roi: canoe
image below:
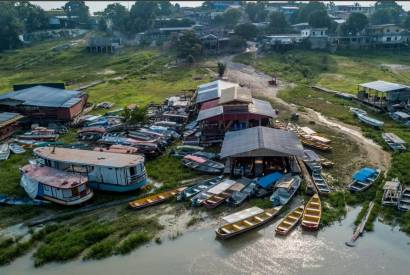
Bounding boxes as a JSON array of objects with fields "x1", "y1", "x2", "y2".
[
  {"x1": 182, "y1": 155, "x2": 224, "y2": 174},
  {"x1": 270, "y1": 175, "x2": 301, "y2": 207},
  {"x1": 202, "y1": 182, "x2": 245, "y2": 209},
  {"x1": 275, "y1": 205, "x2": 304, "y2": 235},
  {"x1": 0, "y1": 143, "x2": 10, "y2": 160},
  {"x1": 129, "y1": 187, "x2": 185, "y2": 210},
  {"x1": 176, "y1": 176, "x2": 223, "y2": 201},
  {"x1": 357, "y1": 114, "x2": 384, "y2": 128},
  {"x1": 9, "y1": 143, "x2": 26, "y2": 154},
  {"x1": 299, "y1": 136, "x2": 332, "y2": 151},
  {"x1": 191, "y1": 179, "x2": 235, "y2": 206},
  {"x1": 312, "y1": 171, "x2": 331, "y2": 195},
  {"x1": 215, "y1": 207, "x2": 282, "y2": 239},
  {"x1": 348, "y1": 168, "x2": 380, "y2": 192},
  {"x1": 349, "y1": 107, "x2": 367, "y2": 117},
  {"x1": 301, "y1": 194, "x2": 322, "y2": 231}
]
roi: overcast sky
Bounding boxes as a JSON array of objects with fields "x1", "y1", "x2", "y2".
[{"x1": 33, "y1": 1, "x2": 410, "y2": 13}]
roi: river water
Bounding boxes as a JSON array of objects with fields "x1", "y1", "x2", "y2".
[{"x1": 1, "y1": 207, "x2": 409, "y2": 275}]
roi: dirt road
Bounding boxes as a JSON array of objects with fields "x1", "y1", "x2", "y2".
[{"x1": 221, "y1": 55, "x2": 391, "y2": 171}]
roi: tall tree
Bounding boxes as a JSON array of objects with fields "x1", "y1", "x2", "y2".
[
  {"x1": 129, "y1": 1, "x2": 159, "y2": 33},
  {"x1": 297, "y1": 1, "x2": 326, "y2": 23},
  {"x1": 0, "y1": 3, "x2": 22, "y2": 51},
  {"x1": 308, "y1": 10, "x2": 331, "y2": 28},
  {"x1": 15, "y1": 2, "x2": 49, "y2": 32},
  {"x1": 234, "y1": 23, "x2": 258, "y2": 40},
  {"x1": 269, "y1": 11, "x2": 290, "y2": 34},
  {"x1": 63, "y1": 1, "x2": 90, "y2": 23},
  {"x1": 403, "y1": 11, "x2": 410, "y2": 30},
  {"x1": 223, "y1": 8, "x2": 242, "y2": 28},
  {"x1": 341, "y1": 13, "x2": 368, "y2": 35},
  {"x1": 370, "y1": 9, "x2": 394, "y2": 25},
  {"x1": 176, "y1": 31, "x2": 202, "y2": 59},
  {"x1": 245, "y1": 1, "x2": 268, "y2": 23},
  {"x1": 158, "y1": 1, "x2": 172, "y2": 16},
  {"x1": 103, "y1": 3, "x2": 130, "y2": 33}
]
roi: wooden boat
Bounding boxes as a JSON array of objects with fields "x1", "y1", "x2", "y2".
[
  {"x1": 348, "y1": 167, "x2": 380, "y2": 192},
  {"x1": 311, "y1": 171, "x2": 331, "y2": 194},
  {"x1": 357, "y1": 113, "x2": 384, "y2": 128},
  {"x1": 182, "y1": 155, "x2": 224, "y2": 174},
  {"x1": 9, "y1": 143, "x2": 26, "y2": 154},
  {"x1": 275, "y1": 205, "x2": 304, "y2": 235},
  {"x1": 270, "y1": 175, "x2": 301, "y2": 207},
  {"x1": 398, "y1": 187, "x2": 410, "y2": 211},
  {"x1": 169, "y1": 145, "x2": 204, "y2": 158},
  {"x1": 191, "y1": 179, "x2": 236, "y2": 206},
  {"x1": 215, "y1": 207, "x2": 281, "y2": 239},
  {"x1": 129, "y1": 187, "x2": 185, "y2": 210},
  {"x1": 227, "y1": 179, "x2": 257, "y2": 206},
  {"x1": 299, "y1": 136, "x2": 332, "y2": 151},
  {"x1": 202, "y1": 182, "x2": 245, "y2": 209},
  {"x1": 382, "y1": 133, "x2": 406, "y2": 152},
  {"x1": 17, "y1": 127, "x2": 59, "y2": 141},
  {"x1": 177, "y1": 176, "x2": 223, "y2": 201},
  {"x1": 301, "y1": 194, "x2": 322, "y2": 230},
  {"x1": 382, "y1": 178, "x2": 402, "y2": 206},
  {"x1": 0, "y1": 143, "x2": 10, "y2": 160},
  {"x1": 345, "y1": 201, "x2": 375, "y2": 247}
]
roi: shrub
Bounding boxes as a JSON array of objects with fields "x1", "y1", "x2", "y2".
[{"x1": 116, "y1": 232, "x2": 152, "y2": 255}]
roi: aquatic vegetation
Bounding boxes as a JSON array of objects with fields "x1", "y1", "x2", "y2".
[
  {"x1": 321, "y1": 191, "x2": 347, "y2": 227},
  {"x1": 83, "y1": 239, "x2": 117, "y2": 260},
  {"x1": 250, "y1": 198, "x2": 273, "y2": 209},
  {"x1": 116, "y1": 231, "x2": 152, "y2": 255}
]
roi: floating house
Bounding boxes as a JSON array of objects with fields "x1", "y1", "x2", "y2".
[
  {"x1": 196, "y1": 86, "x2": 277, "y2": 145},
  {"x1": 220, "y1": 127, "x2": 304, "y2": 177},
  {"x1": 0, "y1": 85, "x2": 87, "y2": 121},
  {"x1": 357, "y1": 80, "x2": 410, "y2": 110},
  {"x1": 0, "y1": 112, "x2": 24, "y2": 141},
  {"x1": 382, "y1": 178, "x2": 402, "y2": 206},
  {"x1": 20, "y1": 164, "x2": 93, "y2": 205},
  {"x1": 33, "y1": 147, "x2": 147, "y2": 192}
]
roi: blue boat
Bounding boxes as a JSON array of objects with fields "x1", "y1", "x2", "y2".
[
  {"x1": 0, "y1": 194, "x2": 49, "y2": 206},
  {"x1": 270, "y1": 175, "x2": 301, "y2": 207},
  {"x1": 254, "y1": 172, "x2": 283, "y2": 197},
  {"x1": 348, "y1": 167, "x2": 380, "y2": 192},
  {"x1": 227, "y1": 178, "x2": 257, "y2": 206}
]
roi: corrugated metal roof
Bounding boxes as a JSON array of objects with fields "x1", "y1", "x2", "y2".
[
  {"x1": 220, "y1": 127, "x2": 304, "y2": 158},
  {"x1": 197, "y1": 99, "x2": 276, "y2": 122},
  {"x1": 0, "y1": 85, "x2": 84, "y2": 108},
  {"x1": 196, "y1": 80, "x2": 238, "y2": 104},
  {"x1": 0, "y1": 112, "x2": 24, "y2": 128},
  {"x1": 359, "y1": 81, "x2": 409, "y2": 93},
  {"x1": 218, "y1": 86, "x2": 252, "y2": 105}
]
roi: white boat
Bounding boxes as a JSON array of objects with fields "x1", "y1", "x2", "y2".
[
  {"x1": 357, "y1": 114, "x2": 384, "y2": 128},
  {"x1": 349, "y1": 107, "x2": 367, "y2": 117},
  {"x1": 382, "y1": 133, "x2": 406, "y2": 152},
  {"x1": 9, "y1": 143, "x2": 26, "y2": 154},
  {"x1": 398, "y1": 187, "x2": 410, "y2": 211},
  {"x1": 0, "y1": 143, "x2": 10, "y2": 160}
]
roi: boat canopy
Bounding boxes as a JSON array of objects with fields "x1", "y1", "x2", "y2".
[
  {"x1": 257, "y1": 172, "x2": 283, "y2": 189},
  {"x1": 352, "y1": 167, "x2": 377, "y2": 181},
  {"x1": 222, "y1": 206, "x2": 264, "y2": 223}
]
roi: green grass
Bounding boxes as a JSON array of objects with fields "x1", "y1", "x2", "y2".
[
  {"x1": 321, "y1": 191, "x2": 348, "y2": 227},
  {"x1": 115, "y1": 231, "x2": 152, "y2": 255},
  {"x1": 83, "y1": 239, "x2": 117, "y2": 260}
]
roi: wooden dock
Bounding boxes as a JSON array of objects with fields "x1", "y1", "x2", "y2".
[{"x1": 346, "y1": 201, "x2": 375, "y2": 247}]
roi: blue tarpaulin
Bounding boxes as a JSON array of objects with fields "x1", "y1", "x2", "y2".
[
  {"x1": 257, "y1": 172, "x2": 283, "y2": 189},
  {"x1": 353, "y1": 167, "x2": 376, "y2": 182}
]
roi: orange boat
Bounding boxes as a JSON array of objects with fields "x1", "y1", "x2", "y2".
[{"x1": 129, "y1": 187, "x2": 186, "y2": 210}]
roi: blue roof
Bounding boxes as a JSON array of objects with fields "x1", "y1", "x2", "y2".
[
  {"x1": 257, "y1": 172, "x2": 283, "y2": 189},
  {"x1": 353, "y1": 167, "x2": 376, "y2": 181}
]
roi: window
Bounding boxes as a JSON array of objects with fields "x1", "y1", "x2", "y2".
[
  {"x1": 386, "y1": 29, "x2": 390, "y2": 33},
  {"x1": 130, "y1": 166, "x2": 136, "y2": 176}
]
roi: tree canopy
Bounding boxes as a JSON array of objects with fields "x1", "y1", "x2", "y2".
[
  {"x1": 245, "y1": 2, "x2": 268, "y2": 23},
  {"x1": 308, "y1": 10, "x2": 332, "y2": 28},
  {"x1": 223, "y1": 8, "x2": 242, "y2": 28},
  {"x1": 234, "y1": 23, "x2": 258, "y2": 40},
  {"x1": 15, "y1": 2, "x2": 48, "y2": 32},
  {"x1": 297, "y1": 1, "x2": 327, "y2": 23},
  {"x1": 341, "y1": 13, "x2": 368, "y2": 35},
  {"x1": 129, "y1": 1, "x2": 159, "y2": 33},
  {"x1": 0, "y1": 2, "x2": 22, "y2": 51},
  {"x1": 63, "y1": 1, "x2": 90, "y2": 23},
  {"x1": 269, "y1": 11, "x2": 290, "y2": 34},
  {"x1": 176, "y1": 31, "x2": 203, "y2": 60},
  {"x1": 103, "y1": 3, "x2": 130, "y2": 33}
]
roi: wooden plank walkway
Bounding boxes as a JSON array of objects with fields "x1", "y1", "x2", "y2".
[{"x1": 346, "y1": 201, "x2": 375, "y2": 247}]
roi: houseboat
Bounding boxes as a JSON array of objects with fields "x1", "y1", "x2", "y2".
[
  {"x1": 20, "y1": 164, "x2": 93, "y2": 205},
  {"x1": 93, "y1": 144, "x2": 139, "y2": 155},
  {"x1": 382, "y1": 178, "x2": 402, "y2": 206},
  {"x1": 33, "y1": 147, "x2": 148, "y2": 192}
]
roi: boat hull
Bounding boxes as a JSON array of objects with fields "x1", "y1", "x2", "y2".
[
  {"x1": 42, "y1": 191, "x2": 94, "y2": 206},
  {"x1": 88, "y1": 178, "x2": 148, "y2": 192}
]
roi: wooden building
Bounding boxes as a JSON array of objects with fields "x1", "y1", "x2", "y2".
[
  {"x1": 220, "y1": 127, "x2": 304, "y2": 177},
  {"x1": 196, "y1": 86, "x2": 277, "y2": 145},
  {"x1": 357, "y1": 80, "x2": 410, "y2": 110},
  {"x1": 0, "y1": 85, "x2": 87, "y2": 122},
  {"x1": 0, "y1": 112, "x2": 24, "y2": 141}
]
